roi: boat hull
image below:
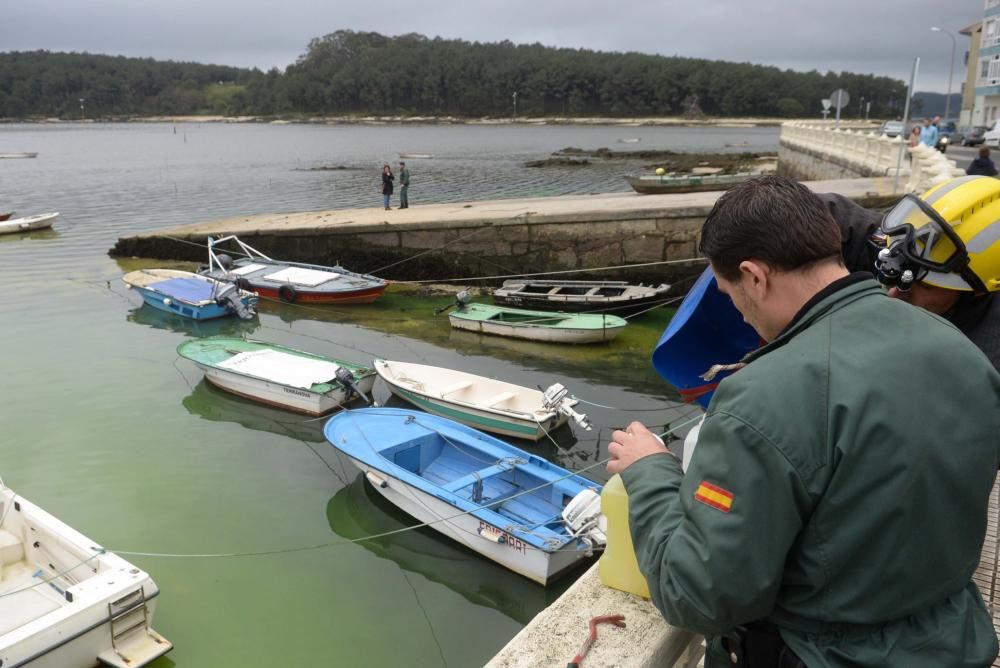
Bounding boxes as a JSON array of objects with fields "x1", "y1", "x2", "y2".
[
  {"x1": 247, "y1": 283, "x2": 385, "y2": 305},
  {"x1": 449, "y1": 315, "x2": 624, "y2": 343},
  {"x1": 200, "y1": 365, "x2": 376, "y2": 416},
  {"x1": 343, "y1": 456, "x2": 586, "y2": 585},
  {"x1": 0, "y1": 213, "x2": 58, "y2": 236},
  {"x1": 131, "y1": 286, "x2": 238, "y2": 321}
]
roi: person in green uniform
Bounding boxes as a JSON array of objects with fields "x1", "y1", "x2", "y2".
[
  {"x1": 608, "y1": 175, "x2": 1000, "y2": 667},
  {"x1": 399, "y1": 161, "x2": 410, "y2": 209}
]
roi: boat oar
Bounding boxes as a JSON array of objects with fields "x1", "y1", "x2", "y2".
[{"x1": 335, "y1": 367, "x2": 372, "y2": 406}]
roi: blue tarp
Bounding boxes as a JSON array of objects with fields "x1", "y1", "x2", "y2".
[
  {"x1": 148, "y1": 277, "x2": 215, "y2": 303},
  {"x1": 652, "y1": 267, "x2": 760, "y2": 408}
]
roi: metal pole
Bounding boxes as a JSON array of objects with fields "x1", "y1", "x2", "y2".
[
  {"x1": 932, "y1": 27, "x2": 957, "y2": 121},
  {"x1": 894, "y1": 57, "x2": 920, "y2": 194}
]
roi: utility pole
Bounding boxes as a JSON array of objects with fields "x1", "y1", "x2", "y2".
[{"x1": 931, "y1": 26, "x2": 957, "y2": 120}]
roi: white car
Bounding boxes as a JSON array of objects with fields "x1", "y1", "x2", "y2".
[{"x1": 983, "y1": 119, "x2": 1000, "y2": 147}]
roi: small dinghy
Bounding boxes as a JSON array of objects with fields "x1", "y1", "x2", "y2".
[
  {"x1": 0, "y1": 212, "x2": 13, "y2": 222},
  {"x1": 201, "y1": 235, "x2": 386, "y2": 304},
  {"x1": 0, "y1": 152, "x2": 38, "y2": 159},
  {"x1": 444, "y1": 293, "x2": 627, "y2": 344},
  {"x1": 374, "y1": 359, "x2": 590, "y2": 440},
  {"x1": 625, "y1": 172, "x2": 755, "y2": 195},
  {"x1": 493, "y1": 279, "x2": 671, "y2": 317},
  {"x1": 0, "y1": 481, "x2": 172, "y2": 667},
  {"x1": 324, "y1": 408, "x2": 606, "y2": 585},
  {"x1": 178, "y1": 337, "x2": 376, "y2": 416},
  {"x1": 0, "y1": 212, "x2": 58, "y2": 235},
  {"x1": 122, "y1": 269, "x2": 257, "y2": 320}
]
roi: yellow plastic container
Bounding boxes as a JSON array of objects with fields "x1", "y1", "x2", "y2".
[{"x1": 598, "y1": 474, "x2": 651, "y2": 598}]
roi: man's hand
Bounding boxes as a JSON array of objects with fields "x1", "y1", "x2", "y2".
[{"x1": 606, "y1": 421, "x2": 674, "y2": 475}]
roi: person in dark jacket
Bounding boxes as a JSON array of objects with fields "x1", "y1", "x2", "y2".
[
  {"x1": 608, "y1": 175, "x2": 1000, "y2": 667},
  {"x1": 380, "y1": 164, "x2": 394, "y2": 210},
  {"x1": 966, "y1": 146, "x2": 999, "y2": 177}
]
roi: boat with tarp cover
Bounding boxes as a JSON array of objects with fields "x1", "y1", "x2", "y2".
[
  {"x1": 324, "y1": 408, "x2": 606, "y2": 584},
  {"x1": 122, "y1": 269, "x2": 257, "y2": 320},
  {"x1": 178, "y1": 337, "x2": 375, "y2": 416},
  {"x1": 0, "y1": 481, "x2": 172, "y2": 667},
  {"x1": 201, "y1": 235, "x2": 386, "y2": 305}
]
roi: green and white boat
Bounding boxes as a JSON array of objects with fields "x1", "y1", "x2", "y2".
[
  {"x1": 177, "y1": 337, "x2": 375, "y2": 416},
  {"x1": 374, "y1": 359, "x2": 590, "y2": 441},
  {"x1": 625, "y1": 172, "x2": 754, "y2": 195},
  {"x1": 448, "y1": 302, "x2": 627, "y2": 344}
]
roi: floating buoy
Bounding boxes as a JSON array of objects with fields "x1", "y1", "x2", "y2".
[{"x1": 655, "y1": 167, "x2": 666, "y2": 176}]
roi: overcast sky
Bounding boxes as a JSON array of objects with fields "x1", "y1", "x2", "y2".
[{"x1": 0, "y1": 0, "x2": 985, "y2": 96}]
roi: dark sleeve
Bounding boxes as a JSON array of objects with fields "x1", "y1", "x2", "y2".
[{"x1": 816, "y1": 192, "x2": 885, "y2": 276}]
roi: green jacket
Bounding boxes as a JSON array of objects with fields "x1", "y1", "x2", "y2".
[
  {"x1": 400, "y1": 168, "x2": 410, "y2": 187},
  {"x1": 623, "y1": 277, "x2": 1000, "y2": 667}
]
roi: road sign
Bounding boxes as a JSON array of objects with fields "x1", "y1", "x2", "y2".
[{"x1": 829, "y1": 89, "x2": 850, "y2": 110}]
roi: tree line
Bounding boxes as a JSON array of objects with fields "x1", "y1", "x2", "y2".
[{"x1": 0, "y1": 34, "x2": 909, "y2": 119}]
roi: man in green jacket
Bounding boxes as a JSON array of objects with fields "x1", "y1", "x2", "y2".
[
  {"x1": 398, "y1": 161, "x2": 410, "y2": 209},
  {"x1": 608, "y1": 175, "x2": 1000, "y2": 667}
]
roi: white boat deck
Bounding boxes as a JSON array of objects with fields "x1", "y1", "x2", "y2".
[{"x1": 0, "y1": 562, "x2": 65, "y2": 636}]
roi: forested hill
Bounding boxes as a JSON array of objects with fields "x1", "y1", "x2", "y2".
[{"x1": 1, "y1": 33, "x2": 908, "y2": 119}]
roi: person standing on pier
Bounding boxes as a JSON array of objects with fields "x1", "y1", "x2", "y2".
[
  {"x1": 398, "y1": 161, "x2": 411, "y2": 209},
  {"x1": 381, "y1": 164, "x2": 394, "y2": 210},
  {"x1": 920, "y1": 117, "x2": 939, "y2": 148},
  {"x1": 608, "y1": 176, "x2": 1000, "y2": 667}
]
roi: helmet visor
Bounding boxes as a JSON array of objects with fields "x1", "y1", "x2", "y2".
[{"x1": 880, "y1": 194, "x2": 968, "y2": 274}]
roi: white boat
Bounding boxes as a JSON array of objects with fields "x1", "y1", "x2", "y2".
[
  {"x1": 0, "y1": 212, "x2": 58, "y2": 235},
  {"x1": 178, "y1": 337, "x2": 376, "y2": 416},
  {"x1": 398, "y1": 153, "x2": 433, "y2": 159},
  {"x1": 0, "y1": 152, "x2": 38, "y2": 159},
  {"x1": 0, "y1": 482, "x2": 172, "y2": 667},
  {"x1": 374, "y1": 359, "x2": 590, "y2": 441},
  {"x1": 448, "y1": 302, "x2": 628, "y2": 344}
]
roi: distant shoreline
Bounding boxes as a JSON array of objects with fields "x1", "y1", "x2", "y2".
[{"x1": 0, "y1": 114, "x2": 858, "y2": 128}]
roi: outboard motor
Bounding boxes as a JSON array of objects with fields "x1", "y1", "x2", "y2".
[
  {"x1": 215, "y1": 253, "x2": 235, "y2": 270},
  {"x1": 562, "y1": 489, "x2": 607, "y2": 553},
  {"x1": 542, "y1": 383, "x2": 592, "y2": 430},
  {"x1": 334, "y1": 366, "x2": 372, "y2": 405},
  {"x1": 434, "y1": 289, "x2": 473, "y2": 315},
  {"x1": 215, "y1": 282, "x2": 256, "y2": 319}
]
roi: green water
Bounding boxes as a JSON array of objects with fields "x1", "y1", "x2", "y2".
[{"x1": 0, "y1": 123, "x2": 700, "y2": 667}]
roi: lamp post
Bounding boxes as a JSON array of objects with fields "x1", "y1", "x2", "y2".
[{"x1": 931, "y1": 26, "x2": 956, "y2": 121}]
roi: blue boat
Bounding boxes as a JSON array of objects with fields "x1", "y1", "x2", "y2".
[
  {"x1": 652, "y1": 267, "x2": 760, "y2": 407},
  {"x1": 324, "y1": 408, "x2": 606, "y2": 585},
  {"x1": 122, "y1": 269, "x2": 257, "y2": 321}
]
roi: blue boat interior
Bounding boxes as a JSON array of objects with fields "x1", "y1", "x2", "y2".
[
  {"x1": 149, "y1": 277, "x2": 215, "y2": 303},
  {"x1": 384, "y1": 431, "x2": 578, "y2": 535}
]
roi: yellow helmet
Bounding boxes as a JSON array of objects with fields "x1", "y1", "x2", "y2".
[{"x1": 877, "y1": 176, "x2": 1000, "y2": 294}]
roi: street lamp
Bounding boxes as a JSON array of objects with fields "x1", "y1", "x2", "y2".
[{"x1": 931, "y1": 26, "x2": 957, "y2": 121}]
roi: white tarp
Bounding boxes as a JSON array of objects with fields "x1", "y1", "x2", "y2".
[
  {"x1": 229, "y1": 263, "x2": 268, "y2": 276},
  {"x1": 217, "y1": 349, "x2": 342, "y2": 389},
  {"x1": 263, "y1": 266, "x2": 339, "y2": 287}
]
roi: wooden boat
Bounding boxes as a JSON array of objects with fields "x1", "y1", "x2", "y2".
[
  {"x1": 373, "y1": 359, "x2": 589, "y2": 440},
  {"x1": 0, "y1": 212, "x2": 12, "y2": 222},
  {"x1": 625, "y1": 172, "x2": 755, "y2": 195},
  {"x1": 201, "y1": 235, "x2": 386, "y2": 304},
  {"x1": 448, "y1": 302, "x2": 627, "y2": 343},
  {"x1": 324, "y1": 408, "x2": 606, "y2": 585},
  {"x1": 122, "y1": 269, "x2": 257, "y2": 320},
  {"x1": 0, "y1": 212, "x2": 58, "y2": 235},
  {"x1": 0, "y1": 482, "x2": 172, "y2": 667},
  {"x1": 493, "y1": 279, "x2": 671, "y2": 317},
  {"x1": 0, "y1": 152, "x2": 38, "y2": 159},
  {"x1": 178, "y1": 337, "x2": 375, "y2": 416}
]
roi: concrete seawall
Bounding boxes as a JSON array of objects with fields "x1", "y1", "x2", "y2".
[{"x1": 111, "y1": 178, "x2": 903, "y2": 284}]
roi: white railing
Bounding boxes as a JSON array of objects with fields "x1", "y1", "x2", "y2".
[{"x1": 781, "y1": 122, "x2": 964, "y2": 193}]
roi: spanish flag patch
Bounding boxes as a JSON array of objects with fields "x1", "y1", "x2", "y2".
[{"x1": 694, "y1": 481, "x2": 734, "y2": 513}]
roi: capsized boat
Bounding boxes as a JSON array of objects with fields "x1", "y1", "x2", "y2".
[
  {"x1": 625, "y1": 172, "x2": 754, "y2": 195},
  {"x1": 0, "y1": 481, "x2": 172, "y2": 667},
  {"x1": 324, "y1": 408, "x2": 606, "y2": 585},
  {"x1": 652, "y1": 266, "x2": 760, "y2": 407},
  {"x1": 201, "y1": 235, "x2": 386, "y2": 304},
  {"x1": 0, "y1": 212, "x2": 58, "y2": 235},
  {"x1": 374, "y1": 359, "x2": 590, "y2": 440},
  {"x1": 447, "y1": 296, "x2": 627, "y2": 344},
  {"x1": 122, "y1": 269, "x2": 257, "y2": 320},
  {"x1": 178, "y1": 337, "x2": 375, "y2": 416},
  {"x1": 492, "y1": 279, "x2": 671, "y2": 317}
]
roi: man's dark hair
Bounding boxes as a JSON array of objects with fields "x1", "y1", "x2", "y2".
[{"x1": 699, "y1": 175, "x2": 843, "y2": 281}]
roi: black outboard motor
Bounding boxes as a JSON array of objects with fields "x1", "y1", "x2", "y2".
[
  {"x1": 335, "y1": 366, "x2": 372, "y2": 405},
  {"x1": 434, "y1": 289, "x2": 473, "y2": 315},
  {"x1": 215, "y1": 282, "x2": 256, "y2": 319}
]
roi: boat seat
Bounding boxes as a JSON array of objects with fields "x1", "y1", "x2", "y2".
[
  {"x1": 484, "y1": 391, "x2": 517, "y2": 407},
  {"x1": 439, "y1": 381, "x2": 473, "y2": 397},
  {"x1": 441, "y1": 462, "x2": 513, "y2": 493}
]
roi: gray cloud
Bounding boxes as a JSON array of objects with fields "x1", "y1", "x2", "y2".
[{"x1": 0, "y1": 0, "x2": 984, "y2": 95}]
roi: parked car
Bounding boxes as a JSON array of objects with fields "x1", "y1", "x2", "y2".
[
  {"x1": 952, "y1": 125, "x2": 989, "y2": 146},
  {"x1": 879, "y1": 120, "x2": 906, "y2": 138},
  {"x1": 984, "y1": 119, "x2": 1000, "y2": 148}
]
